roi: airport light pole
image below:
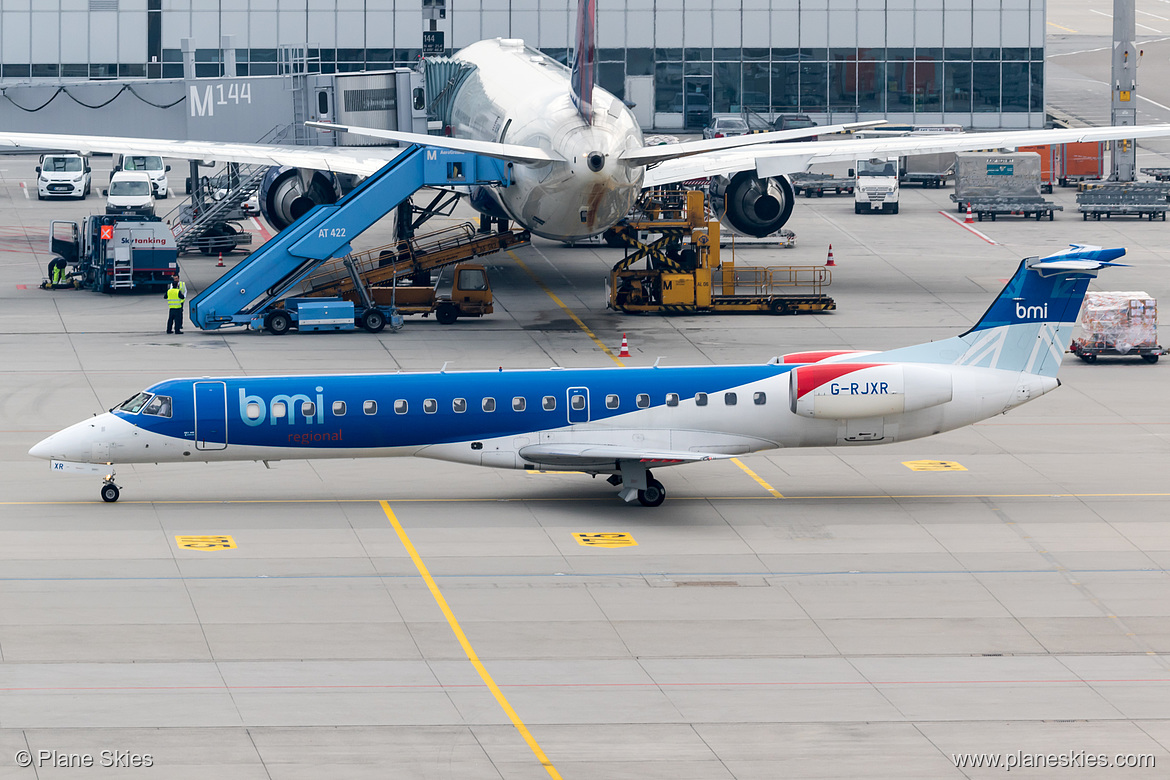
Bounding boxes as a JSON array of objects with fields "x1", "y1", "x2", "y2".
[{"x1": 1111, "y1": 0, "x2": 1137, "y2": 181}]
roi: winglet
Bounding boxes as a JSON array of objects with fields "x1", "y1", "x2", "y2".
[{"x1": 570, "y1": 0, "x2": 596, "y2": 125}]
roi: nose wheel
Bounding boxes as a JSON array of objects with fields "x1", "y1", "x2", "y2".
[{"x1": 100, "y1": 476, "x2": 120, "y2": 503}]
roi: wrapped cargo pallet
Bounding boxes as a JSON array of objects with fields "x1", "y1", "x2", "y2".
[{"x1": 1076, "y1": 292, "x2": 1158, "y2": 354}]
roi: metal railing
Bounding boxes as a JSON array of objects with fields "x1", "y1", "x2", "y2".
[{"x1": 713, "y1": 265, "x2": 830, "y2": 296}]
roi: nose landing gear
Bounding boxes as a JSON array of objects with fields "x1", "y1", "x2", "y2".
[{"x1": 100, "y1": 472, "x2": 120, "y2": 503}]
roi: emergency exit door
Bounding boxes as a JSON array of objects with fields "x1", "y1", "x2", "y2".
[{"x1": 194, "y1": 381, "x2": 228, "y2": 450}]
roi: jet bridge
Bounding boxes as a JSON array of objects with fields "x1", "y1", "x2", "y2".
[{"x1": 188, "y1": 144, "x2": 513, "y2": 332}]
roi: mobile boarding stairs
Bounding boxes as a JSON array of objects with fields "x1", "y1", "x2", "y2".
[{"x1": 189, "y1": 145, "x2": 517, "y2": 333}]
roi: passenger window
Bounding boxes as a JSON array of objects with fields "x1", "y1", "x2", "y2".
[
  {"x1": 725, "y1": 392, "x2": 737, "y2": 406},
  {"x1": 363, "y1": 400, "x2": 377, "y2": 415},
  {"x1": 424, "y1": 398, "x2": 437, "y2": 414},
  {"x1": 453, "y1": 398, "x2": 467, "y2": 413},
  {"x1": 666, "y1": 393, "x2": 679, "y2": 407},
  {"x1": 543, "y1": 396, "x2": 556, "y2": 411},
  {"x1": 272, "y1": 401, "x2": 287, "y2": 418},
  {"x1": 636, "y1": 393, "x2": 650, "y2": 409},
  {"x1": 302, "y1": 401, "x2": 315, "y2": 418},
  {"x1": 570, "y1": 394, "x2": 585, "y2": 411},
  {"x1": 695, "y1": 392, "x2": 708, "y2": 406},
  {"x1": 754, "y1": 392, "x2": 766, "y2": 405},
  {"x1": 332, "y1": 401, "x2": 346, "y2": 416},
  {"x1": 606, "y1": 394, "x2": 619, "y2": 409},
  {"x1": 246, "y1": 402, "x2": 262, "y2": 420},
  {"x1": 482, "y1": 397, "x2": 496, "y2": 412},
  {"x1": 394, "y1": 399, "x2": 408, "y2": 415},
  {"x1": 143, "y1": 395, "x2": 172, "y2": 418},
  {"x1": 512, "y1": 397, "x2": 526, "y2": 412}
]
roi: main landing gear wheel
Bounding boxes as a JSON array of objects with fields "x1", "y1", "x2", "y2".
[
  {"x1": 638, "y1": 478, "x2": 666, "y2": 507},
  {"x1": 100, "y1": 483, "x2": 120, "y2": 503}
]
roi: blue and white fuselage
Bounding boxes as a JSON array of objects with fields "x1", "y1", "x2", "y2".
[{"x1": 29, "y1": 246, "x2": 1123, "y2": 505}]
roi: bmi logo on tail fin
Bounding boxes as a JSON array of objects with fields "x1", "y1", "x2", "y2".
[{"x1": 570, "y1": 0, "x2": 596, "y2": 124}]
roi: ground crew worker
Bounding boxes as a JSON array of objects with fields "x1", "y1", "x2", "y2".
[{"x1": 165, "y1": 279, "x2": 185, "y2": 334}]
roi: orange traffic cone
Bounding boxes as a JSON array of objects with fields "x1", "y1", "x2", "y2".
[
  {"x1": 964, "y1": 202, "x2": 974, "y2": 224},
  {"x1": 619, "y1": 334, "x2": 631, "y2": 358},
  {"x1": 825, "y1": 244, "x2": 835, "y2": 267},
  {"x1": 216, "y1": 252, "x2": 224, "y2": 267}
]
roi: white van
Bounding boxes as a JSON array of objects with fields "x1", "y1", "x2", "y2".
[
  {"x1": 105, "y1": 171, "x2": 156, "y2": 216},
  {"x1": 36, "y1": 153, "x2": 91, "y2": 200},
  {"x1": 115, "y1": 154, "x2": 170, "y2": 199}
]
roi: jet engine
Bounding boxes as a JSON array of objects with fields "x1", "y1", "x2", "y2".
[
  {"x1": 259, "y1": 167, "x2": 343, "y2": 231},
  {"x1": 789, "y1": 363, "x2": 954, "y2": 420},
  {"x1": 709, "y1": 171, "x2": 796, "y2": 238}
]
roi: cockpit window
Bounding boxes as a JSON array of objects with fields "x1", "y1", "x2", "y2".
[
  {"x1": 117, "y1": 392, "x2": 153, "y2": 414},
  {"x1": 142, "y1": 395, "x2": 172, "y2": 418}
]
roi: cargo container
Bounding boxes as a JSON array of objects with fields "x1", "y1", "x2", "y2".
[
  {"x1": 1071, "y1": 291, "x2": 1162, "y2": 363},
  {"x1": 1057, "y1": 141, "x2": 1105, "y2": 186},
  {"x1": 1017, "y1": 144, "x2": 1056, "y2": 193},
  {"x1": 953, "y1": 152, "x2": 1042, "y2": 206},
  {"x1": 900, "y1": 151, "x2": 956, "y2": 188}
]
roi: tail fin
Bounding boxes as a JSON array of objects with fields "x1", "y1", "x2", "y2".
[
  {"x1": 877, "y1": 245, "x2": 1126, "y2": 376},
  {"x1": 570, "y1": 0, "x2": 596, "y2": 124}
]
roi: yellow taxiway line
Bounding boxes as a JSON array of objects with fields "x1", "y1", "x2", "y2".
[
  {"x1": 510, "y1": 252, "x2": 625, "y2": 366},
  {"x1": 731, "y1": 457, "x2": 784, "y2": 498},
  {"x1": 380, "y1": 500, "x2": 563, "y2": 780}
]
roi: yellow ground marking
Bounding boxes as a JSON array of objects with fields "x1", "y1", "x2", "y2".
[
  {"x1": 903, "y1": 460, "x2": 967, "y2": 472},
  {"x1": 572, "y1": 532, "x2": 638, "y2": 548},
  {"x1": 380, "y1": 501, "x2": 562, "y2": 780},
  {"x1": 174, "y1": 535, "x2": 236, "y2": 550},
  {"x1": 509, "y1": 251, "x2": 625, "y2": 367},
  {"x1": 1047, "y1": 20, "x2": 1078, "y2": 33},
  {"x1": 731, "y1": 457, "x2": 784, "y2": 498}
]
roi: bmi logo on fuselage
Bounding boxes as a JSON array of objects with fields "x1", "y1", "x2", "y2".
[{"x1": 239, "y1": 387, "x2": 326, "y2": 426}]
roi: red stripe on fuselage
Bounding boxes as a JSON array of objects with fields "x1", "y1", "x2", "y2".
[
  {"x1": 782, "y1": 350, "x2": 865, "y2": 364},
  {"x1": 794, "y1": 363, "x2": 884, "y2": 399}
]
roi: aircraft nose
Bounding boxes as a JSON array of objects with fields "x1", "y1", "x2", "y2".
[{"x1": 28, "y1": 433, "x2": 56, "y2": 460}]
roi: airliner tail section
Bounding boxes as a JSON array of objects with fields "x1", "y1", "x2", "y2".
[
  {"x1": 570, "y1": 0, "x2": 596, "y2": 124},
  {"x1": 877, "y1": 245, "x2": 1125, "y2": 376}
]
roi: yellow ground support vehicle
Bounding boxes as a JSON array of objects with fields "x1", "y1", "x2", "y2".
[
  {"x1": 358, "y1": 262, "x2": 493, "y2": 324},
  {"x1": 606, "y1": 190, "x2": 834, "y2": 315}
]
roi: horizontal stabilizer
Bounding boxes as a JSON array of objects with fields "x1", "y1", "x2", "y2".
[
  {"x1": 618, "y1": 121, "x2": 885, "y2": 166},
  {"x1": 305, "y1": 122, "x2": 563, "y2": 164},
  {"x1": 1034, "y1": 244, "x2": 1127, "y2": 270}
]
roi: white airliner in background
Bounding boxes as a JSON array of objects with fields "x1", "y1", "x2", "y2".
[
  {"x1": 1, "y1": 0, "x2": 1169, "y2": 240},
  {"x1": 30, "y1": 246, "x2": 1122, "y2": 505}
]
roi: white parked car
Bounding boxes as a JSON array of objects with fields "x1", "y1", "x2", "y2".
[
  {"x1": 36, "y1": 153, "x2": 91, "y2": 200},
  {"x1": 702, "y1": 116, "x2": 750, "y2": 140},
  {"x1": 116, "y1": 154, "x2": 170, "y2": 199},
  {"x1": 105, "y1": 171, "x2": 156, "y2": 216}
]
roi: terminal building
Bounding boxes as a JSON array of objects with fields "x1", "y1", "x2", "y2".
[{"x1": 0, "y1": 0, "x2": 1045, "y2": 131}]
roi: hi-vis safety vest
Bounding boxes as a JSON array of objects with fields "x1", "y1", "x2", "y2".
[{"x1": 166, "y1": 288, "x2": 183, "y2": 309}]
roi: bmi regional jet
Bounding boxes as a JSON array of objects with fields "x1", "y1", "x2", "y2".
[
  {"x1": 31, "y1": 245, "x2": 1122, "y2": 505},
  {"x1": 1, "y1": 1, "x2": 1169, "y2": 239}
]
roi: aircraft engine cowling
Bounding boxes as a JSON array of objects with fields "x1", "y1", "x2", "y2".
[
  {"x1": 259, "y1": 166, "x2": 343, "y2": 231},
  {"x1": 790, "y1": 363, "x2": 954, "y2": 420},
  {"x1": 710, "y1": 171, "x2": 795, "y2": 238}
]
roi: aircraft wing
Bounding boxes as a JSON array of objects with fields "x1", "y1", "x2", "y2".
[
  {"x1": 307, "y1": 122, "x2": 564, "y2": 163},
  {"x1": 618, "y1": 120, "x2": 884, "y2": 165},
  {"x1": 518, "y1": 443, "x2": 730, "y2": 468},
  {"x1": 642, "y1": 123, "x2": 1170, "y2": 187},
  {"x1": 0, "y1": 131, "x2": 398, "y2": 178}
]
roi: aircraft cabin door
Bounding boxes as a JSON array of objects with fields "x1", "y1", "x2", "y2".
[
  {"x1": 193, "y1": 381, "x2": 228, "y2": 450},
  {"x1": 566, "y1": 387, "x2": 590, "y2": 424}
]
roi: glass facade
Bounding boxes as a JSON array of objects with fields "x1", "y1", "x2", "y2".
[{"x1": 0, "y1": 0, "x2": 1045, "y2": 129}]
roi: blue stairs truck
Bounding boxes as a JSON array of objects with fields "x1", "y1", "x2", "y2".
[{"x1": 188, "y1": 145, "x2": 515, "y2": 334}]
